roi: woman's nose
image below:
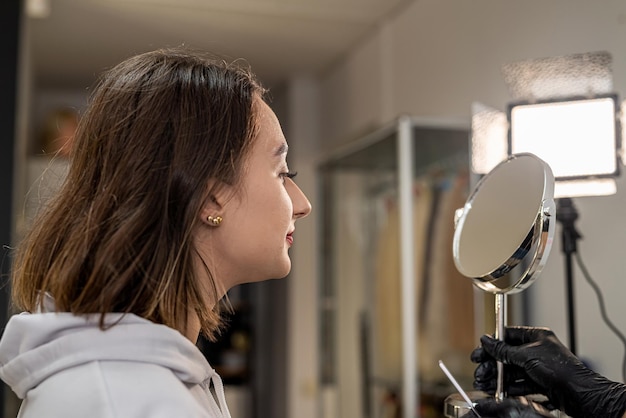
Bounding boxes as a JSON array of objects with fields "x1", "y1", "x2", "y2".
[{"x1": 287, "y1": 179, "x2": 312, "y2": 219}]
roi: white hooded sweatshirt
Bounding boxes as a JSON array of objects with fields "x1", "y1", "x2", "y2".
[{"x1": 0, "y1": 300, "x2": 232, "y2": 418}]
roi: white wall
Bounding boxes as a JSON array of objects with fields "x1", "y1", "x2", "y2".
[{"x1": 310, "y1": 0, "x2": 626, "y2": 384}]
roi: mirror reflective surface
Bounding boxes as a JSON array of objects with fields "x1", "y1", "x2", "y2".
[{"x1": 453, "y1": 153, "x2": 556, "y2": 294}]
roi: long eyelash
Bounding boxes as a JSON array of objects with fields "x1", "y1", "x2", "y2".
[{"x1": 284, "y1": 171, "x2": 298, "y2": 179}]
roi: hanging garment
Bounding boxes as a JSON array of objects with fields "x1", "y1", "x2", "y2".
[{"x1": 372, "y1": 179, "x2": 432, "y2": 386}]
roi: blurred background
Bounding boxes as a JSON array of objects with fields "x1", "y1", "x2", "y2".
[{"x1": 3, "y1": 1, "x2": 626, "y2": 417}]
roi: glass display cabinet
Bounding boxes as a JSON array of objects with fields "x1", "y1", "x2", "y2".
[{"x1": 318, "y1": 116, "x2": 482, "y2": 418}]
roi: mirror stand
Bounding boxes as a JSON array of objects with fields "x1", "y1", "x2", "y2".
[{"x1": 494, "y1": 292, "x2": 507, "y2": 402}]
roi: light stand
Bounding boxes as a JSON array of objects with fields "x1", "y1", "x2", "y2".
[{"x1": 556, "y1": 197, "x2": 582, "y2": 354}]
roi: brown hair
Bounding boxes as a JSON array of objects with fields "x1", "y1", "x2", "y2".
[{"x1": 12, "y1": 47, "x2": 266, "y2": 340}]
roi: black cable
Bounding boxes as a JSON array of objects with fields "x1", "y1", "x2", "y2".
[{"x1": 574, "y1": 251, "x2": 626, "y2": 383}]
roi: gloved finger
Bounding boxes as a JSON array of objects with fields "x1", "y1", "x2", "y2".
[
  {"x1": 473, "y1": 397, "x2": 506, "y2": 414},
  {"x1": 480, "y1": 334, "x2": 525, "y2": 366},
  {"x1": 474, "y1": 379, "x2": 547, "y2": 396},
  {"x1": 505, "y1": 379, "x2": 546, "y2": 397},
  {"x1": 474, "y1": 397, "x2": 553, "y2": 418},
  {"x1": 474, "y1": 361, "x2": 530, "y2": 385},
  {"x1": 474, "y1": 360, "x2": 497, "y2": 383},
  {"x1": 473, "y1": 377, "x2": 495, "y2": 394},
  {"x1": 470, "y1": 345, "x2": 491, "y2": 363},
  {"x1": 504, "y1": 326, "x2": 553, "y2": 345},
  {"x1": 474, "y1": 363, "x2": 544, "y2": 396}
]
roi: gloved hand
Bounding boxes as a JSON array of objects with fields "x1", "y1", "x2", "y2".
[
  {"x1": 461, "y1": 397, "x2": 553, "y2": 418},
  {"x1": 471, "y1": 337, "x2": 544, "y2": 398},
  {"x1": 471, "y1": 326, "x2": 626, "y2": 418}
]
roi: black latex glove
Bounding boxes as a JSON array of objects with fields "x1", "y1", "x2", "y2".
[
  {"x1": 461, "y1": 397, "x2": 553, "y2": 418},
  {"x1": 471, "y1": 338, "x2": 544, "y2": 398},
  {"x1": 471, "y1": 326, "x2": 626, "y2": 418}
]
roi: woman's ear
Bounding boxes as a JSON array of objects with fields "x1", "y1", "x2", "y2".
[{"x1": 200, "y1": 183, "x2": 230, "y2": 227}]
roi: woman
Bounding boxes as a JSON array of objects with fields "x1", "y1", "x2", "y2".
[{"x1": 0, "y1": 47, "x2": 311, "y2": 418}]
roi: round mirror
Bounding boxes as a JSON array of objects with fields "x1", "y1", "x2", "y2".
[{"x1": 453, "y1": 153, "x2": 556, "y2": 294}]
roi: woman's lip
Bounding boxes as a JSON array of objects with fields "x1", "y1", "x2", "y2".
[{"x1": 286, "y1": 234, "x2": 294, "y2": 245}]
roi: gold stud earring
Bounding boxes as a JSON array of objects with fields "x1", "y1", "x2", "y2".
[{"x1": 207, "y1": 215, "x2": 223, "y2": 226}]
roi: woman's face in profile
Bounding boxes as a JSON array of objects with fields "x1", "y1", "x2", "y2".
[{"x1": 203, "y1": 98, "x2": 312, "y2": 289}]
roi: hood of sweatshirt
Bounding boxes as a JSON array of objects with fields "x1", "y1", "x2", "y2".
[{"x1": 0, "y1": 302, "x2": 215, "y2": 400}]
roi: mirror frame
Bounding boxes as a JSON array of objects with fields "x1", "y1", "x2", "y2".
[{"x1": 453, "y1": 153, "x2": 556, "y2": 294}]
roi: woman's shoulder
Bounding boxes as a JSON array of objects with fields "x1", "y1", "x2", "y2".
[{"x1": 19, "y1": 360, "x2": 213, "y2": 418}]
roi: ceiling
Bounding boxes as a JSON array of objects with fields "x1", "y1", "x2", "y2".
[{"x1": 25, "y1": 0, "x2": 412, "y2": 90}]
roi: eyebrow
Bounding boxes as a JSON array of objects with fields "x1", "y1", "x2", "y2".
[{"x1": 274, "y1": 143, "x2": 288, "y2": 157}]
